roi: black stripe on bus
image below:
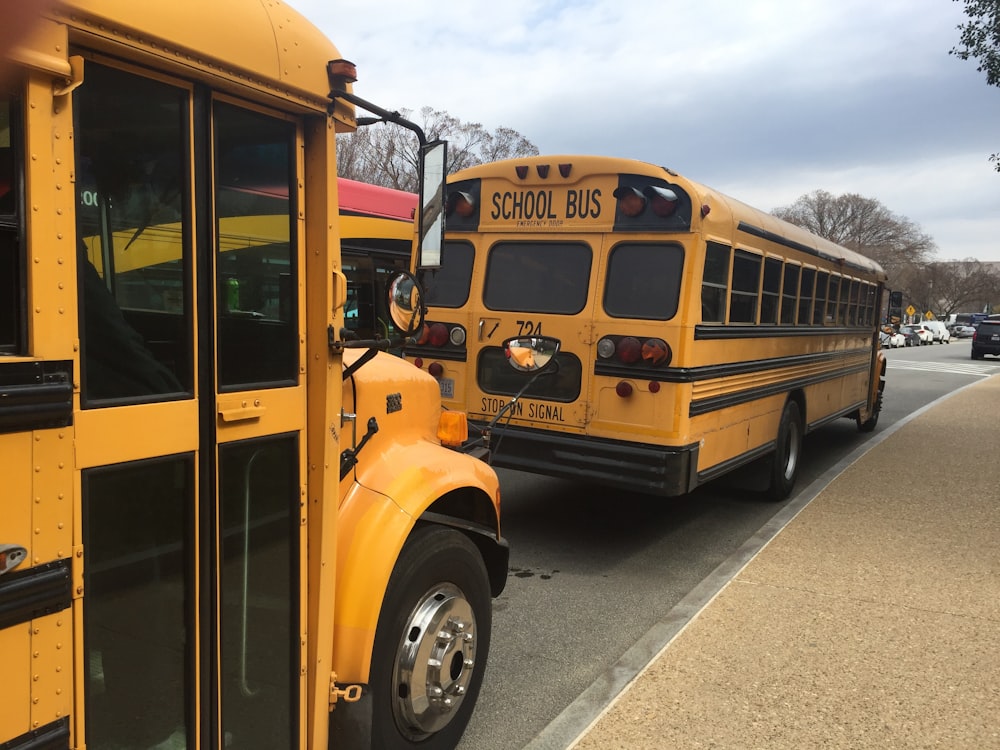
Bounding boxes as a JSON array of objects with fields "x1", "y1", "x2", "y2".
[
  {"x1": 595, "y1": 346, "x2": 873, "y2": 383},
  {"x1": 0, "y1": 717, "x2": 70, "y2": 750},
  {"x1": 404, "y1": 346, "x2": 468, "y2": 362},
  {"x1": 736, "y1": 220, "x2": 878, "y2": 276},
  {"x1": 693, "y1": 324, "x2": 875, "y2": 341},
  {"x1": 0, "y1": 360, "x2": 73, "y2": 435},
  {"x1": 689, "y1": 361, "x2": 870, "y2": 417},
  {"x1": 0, "y1": 558, "x2": 72, "y2": 632}
]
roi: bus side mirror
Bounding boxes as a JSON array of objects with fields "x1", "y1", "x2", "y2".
[
  {"x1": 387, "y1": 271, "x2": 425, "y2": 337},
  {"x1": 417, "y1": 140, "x2": 447, "y2": 269},
  {"x1": 503, "y1": 336, "x2": 561, "y2": 373}
]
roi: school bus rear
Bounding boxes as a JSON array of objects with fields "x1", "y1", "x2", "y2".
[{"x1": 409, "y1": 156, "x2": 709, "y2": 494}]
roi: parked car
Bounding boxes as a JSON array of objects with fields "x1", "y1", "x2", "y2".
[
  {"x1": 908, "y1": 323, "x2": 934, "y2": 345},
  {"x1": 880, "y1": 328, "x2": 905, "y2": 348},
  {"x1": 898, "y1": 326, "x2": 921, "y2": 347},
  {"x1": 919, "y1": 320, "x2": 950, "y2": 343},
  {"x1": 971, "y1": 319, "x2": 1000, "y2": 359},
  {"x1": 952, "y1": 324, "x2": 976, "y2": 338}
]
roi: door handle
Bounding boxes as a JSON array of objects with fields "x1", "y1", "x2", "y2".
[{"x1": 218, "y1": 399, "x2": 266, "y2": 423}]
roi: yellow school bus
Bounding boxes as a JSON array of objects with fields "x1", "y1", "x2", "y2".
[
  {"x1": 408, "y1": 155, "x2": 887, "y2": 499},
  {"x1": 339, "y1": 178, "x2": 417, "y2": 341},
  {"x1": 0, "y1": 3, "x2": 505, "y2": 749}
]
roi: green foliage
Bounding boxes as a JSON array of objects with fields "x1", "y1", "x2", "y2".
[{"x1": 950, "y1": 0, "x2": 1000, "y2": 171}]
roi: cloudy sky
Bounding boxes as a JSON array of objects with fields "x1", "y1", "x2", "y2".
[{"x1": 297, "y1": 0, "x2": 1000, "y2": 262}]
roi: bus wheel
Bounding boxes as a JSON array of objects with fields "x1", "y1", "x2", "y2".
[
  {"x1": 766, "y1": 400, "x2": 802, "y2": 501},
  {"x1": 856, "y1": 388, "x2": 882, "y2": 433},
  {"x1": 370, "y1": 525, "x2": 491, "y2": 749}
]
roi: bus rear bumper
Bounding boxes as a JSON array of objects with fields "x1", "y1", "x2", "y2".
[{"x1": 484, "y1": 424, "x2": 700, "y2": 497}]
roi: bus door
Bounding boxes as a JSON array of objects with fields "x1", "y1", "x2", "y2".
[
  {"x1": 74, "y1": 62, "x2": 304, "y2": 749},
  {"x1": 585, "y1": 234, "x2": 687, "y2": 441},
  {"x1": 469, "y1": 234, "x2": 595, "y2": 433}
]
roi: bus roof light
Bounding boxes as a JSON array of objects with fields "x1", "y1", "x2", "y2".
[
  {"x1": 701, "y1": 203, "x2": 711, "y2": 218},
  {"x1": 644, "y1": 186, "x2": 678, "y2": 217},
  {"x1": 447, "y1": 191, "x2": 476, "y2": 218},
  {"x1": 515, "y1": 166, "x2": 529, "y2": 179},
  {"x1": 613, "y1": 186, "x2": 646, "y2": 217},
  {"x1": 558, "y1": 163, "x2": 573, "y2": 178},
  {"x1": 327, "y1": 59, "x2": 358, "y2": 88},
  {"x1": 536, "y1": 164, "x2": 550, "y2": 178}
]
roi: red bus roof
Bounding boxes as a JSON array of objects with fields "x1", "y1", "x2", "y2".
[{"x1": 338, "y1": 178, "x2": 417, "y2": 223}]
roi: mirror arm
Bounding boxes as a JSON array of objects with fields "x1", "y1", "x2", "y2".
[{"x1": 332, "y1": 89, "x2": 428, "y2": 147}]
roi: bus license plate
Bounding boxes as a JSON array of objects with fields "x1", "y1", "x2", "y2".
[{"x1": 438, "y1": 378, "x2": 455, "y2": 399}]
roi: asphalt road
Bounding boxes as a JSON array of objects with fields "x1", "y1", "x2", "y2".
[{"x1": 458, "y1": 337, "x2": 1000, "y2": 750}]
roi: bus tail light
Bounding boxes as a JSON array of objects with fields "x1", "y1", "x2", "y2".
[
  {"x1": 428, "y1": 362, "x2": 444, "y2": 378},
  {"x1": 597, "y1": 336, "x2": 672, "y2": 367},
  {"x1": 416, "y1": 322, "x2": 465, "y2": 349},
  {"x1": 615, "y1": 381, "x2": 633, "y2": 397},
  {"x1": 438, "y1": 411, "x2": 468, "y2": 447}
]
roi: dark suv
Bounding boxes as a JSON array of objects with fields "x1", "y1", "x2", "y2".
[{"x1": 971, "y1": 319, "x2": 1000, "y2": 359}]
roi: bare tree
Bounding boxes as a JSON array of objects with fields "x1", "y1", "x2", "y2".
[
  {"x1": 337, "y1": 106, "x2": 539, "y2": 190},
  {"x1": 772, "y1": 190, "x2": 936, "y2": 286},
  {"x1": 909, "y1": 259, "x2": 1000, "y2": 317}
]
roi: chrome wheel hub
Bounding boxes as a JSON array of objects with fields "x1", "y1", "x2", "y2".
[{"x1": 392, "y1": 583, "x2": 477, "y2": 739}]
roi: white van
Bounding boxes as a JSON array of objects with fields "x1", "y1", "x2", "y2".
[{"x1": 920, "y1": 320, "x2": 950, "y2": 343}]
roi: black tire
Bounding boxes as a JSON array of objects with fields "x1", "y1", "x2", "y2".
[
  {"x1": 366, "y1": 526, "x2": 491, "y2": 750},
  {"x1": 856, "y1": 385, "x2": 882, "y2": 433},
  {"x1": 766, "y1": 399, "x2": 803, "y2": 501}
]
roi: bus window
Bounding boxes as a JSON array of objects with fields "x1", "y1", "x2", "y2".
[
  {"x1": 799, "y1": 267, "x2": 816, "y2": 325},
  {"x1": 420, "y1": 240, "x2": 475, "y2": 307},
  {"x1": 729, "y1": 250, "x2": 761, "y2": 323},
  {"x1": 701, "y1": 241, "x2": 730, "y2": 322},
  {"x1": 74, "y1": 63, "x2": 190, "y2": 402},
  {"x1": 83, "y1": 456, "x2": 193, "y2": 749},
  {"x1": 813, "y1": 271, "x2": 829, "y2": 325},
  {"x1": 215, "y1": 103, "x2": 297, "y2": 389},
  {"x1": 604, "y1": 242, "x2": 684, "y2": 320},
  {"x1": 483, "y1": 242, "x2": 590, "y2": 314},
  {"x1": 781, "y1": 263, "x2": 800, "y2": 325},
  {"x1": 826, "y1": 275, "x2": 841, "y2": 324},
  {"x1": 1, "y1": 94, "x2": 22, "y2": 354},
  {"x1": 761, "y1": 257, "x2": 782, "y2": 325}
]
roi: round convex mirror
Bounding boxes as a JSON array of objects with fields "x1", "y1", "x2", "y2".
[{"x1": 387, "y1": 272, "x2": 425, "y2": 336}]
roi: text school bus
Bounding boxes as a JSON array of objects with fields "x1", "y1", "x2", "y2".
[
  {"x1": 408, "y1": 155, "x2": 887, "y2": 499},
  {"x1": 1, "y1": 3, "x2": 507, "y2": 749}
]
